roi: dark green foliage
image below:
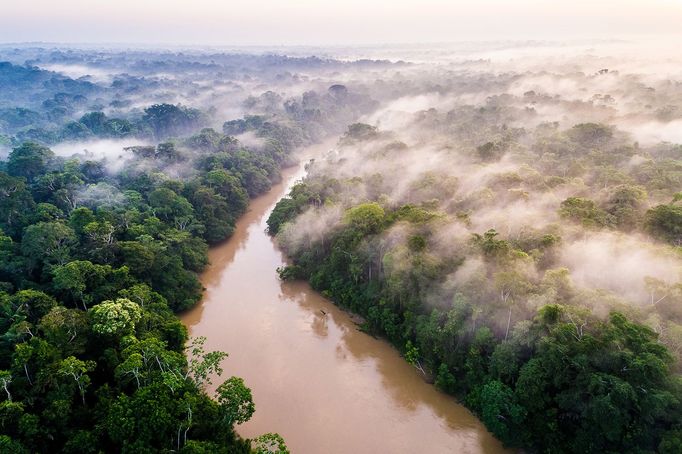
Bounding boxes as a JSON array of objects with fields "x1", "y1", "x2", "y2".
[
  {"x1": 215, "y1": 377, "x2": 256, "y2": 426},
  {"x1": 266, "y1": 198, "x2": 299, "y2": 235},
  {"x1": 646, "y1": 202, "x2": 682, "y2": 245},
  {"x1": 270, "y1": 195, "x2": 682, "y2": 453},
  {"x1": 0, "y1": 122, "x2": 300, "y2": 450},
  {"x1": 479, "y1": 380, "x2": 525, "y2": 444},
  {"x1": 0, "y1": 173, "x2": 35, "y2": 238},
  {"x1": 559, "y1": 197, "x2": 615, "y2": 228},
  {"x1": 21, "y1": 222, "x2": 76, "y2": 275},
  {"x1": 7, "y1": 143, "x2": 54, "y2": 184},
  {"x1": 605, "y1": 184, "x2": 647, "y2": 230},
  {"x1": 472, "y1": 229, "x2": 511, "y2": 258},
  {"x1": 142, "y1": 104, "x2": 205, "y2": 140},
  {"x1": 276, "y1": 265, "x2": 305, "y2": 281},
  {"x1": 267, "y1": 182, "x2": 329, "y2": 234}
]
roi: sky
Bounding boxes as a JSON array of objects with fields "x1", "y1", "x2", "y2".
[{"x1": 1, "y1": 0, "x2": 682, "y2": 46}]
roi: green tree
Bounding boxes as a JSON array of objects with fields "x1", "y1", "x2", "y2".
[
  {"x1": 0, "y1": 370, "x2": 12, "y2": 401},
  {"x1": 646, "y1": 203, "x2": 682, "y2": 245},
  {"x1": 252, "y1": 433, "x2": 289, "y2": 454},
  {"x1": 21, "y1": 222, "x2": 76, "y2": 273},
  {"x1": 0, "y1": 173, "x2": 34, "y2": 237},
  {"x1": 142, "y1": 104, "x2": 203, "y2": 140},
  {"x1": 185, "y1": 337, "x2": 227, "y2": 388},
  {"x1": 479, "y1": 380, "x2": 525, "y2": 445},
  {"x1": 7, "y1": 143, "x2": 54, "y2": 183},
  {"x1": 215, "y1": 377, "x2": 255, "y2": 426},
  {"x1": 344, "y1": 203, "x2": 385, "y2": 234},
  {"x1": 605, "y1": 184, "x2": 647, "y2": 230},
  {"x1": 38, "y1": 306, "x2": 89, "y2": 356},
  {"x1": 89, "y1": 298, "x2": 142, "y2": 336},
  {"x1": 559, "y1": 197, "x2": 614, "y2": 228},
  {"x1": 52, "y1": 261, "x2": 130, "y2": 310},
  {"x1": 58, "y1": 357, "x2": 95, "y2": 405},
  {"x1": 9, "y1": 290, "x2": 56, "y2": 323}
]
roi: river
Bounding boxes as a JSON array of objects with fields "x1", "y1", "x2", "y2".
[{"x1": 180, "y1": 143, "x2": 508, "y2": 454}]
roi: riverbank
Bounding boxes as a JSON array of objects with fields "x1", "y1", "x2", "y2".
[{"x1": 180, "y1": 143, "x2": 507, "y2": 453}]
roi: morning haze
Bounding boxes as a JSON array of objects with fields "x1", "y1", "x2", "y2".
[
  {"x1": 0, "y1": 2, "x2": 681, "y2": 454},
  {"x1": 2, "y1": 0, "x2": 682, "y2": 44}
]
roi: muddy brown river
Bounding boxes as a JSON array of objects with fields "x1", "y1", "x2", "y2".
[{"x1": 181, "y1": 144, "x2": 508, "y2": 454}]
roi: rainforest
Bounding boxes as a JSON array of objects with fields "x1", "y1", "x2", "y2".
[{"x1": 1, "y1": 4, "x2": 682, "y2": 453}]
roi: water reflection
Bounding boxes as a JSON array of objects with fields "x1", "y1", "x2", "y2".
[
  {"x1": 279, "y1": 280, "x2": 484, "y2": 429},
  {"x1": 310, "y1": 310, "x2": 329, "y2": 338},
  {"x1": 180, "y1": 143, "x2": 509, "y2": 454}
]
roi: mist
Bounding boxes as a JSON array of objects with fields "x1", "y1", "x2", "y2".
[
  {"x1": 263, "y1": 38, "x2": 682, "y2": 360},
  {"x1": 2, "y1": 1, "x2": 682, "y2": 452},
  {"x1": 50, "y1": 139, "x2": 149, "y2": 173}
]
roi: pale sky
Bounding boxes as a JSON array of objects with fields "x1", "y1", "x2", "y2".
[{"x1": 2, "y1": 0, "x2": 682, "y2": 45}]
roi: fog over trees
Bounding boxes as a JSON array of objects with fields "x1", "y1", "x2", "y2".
[
  {"x1": 0, "y1": 40, "x2": 681, "y2": 453},
  {"x1": 269, "y1": 42, "x2": 682, "y2": 452}
]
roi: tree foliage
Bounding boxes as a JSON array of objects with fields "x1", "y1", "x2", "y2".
[{"x1": 0, "y1": 111, "x2": 305, "y2": 450}]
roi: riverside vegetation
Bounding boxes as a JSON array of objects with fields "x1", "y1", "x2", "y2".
[
  {"x1": 269, "y1": 118, "x2": 682, "y2": 453},
  {"x1": 3, "y1": 42, "x2": 682, "y2": 453},
  {"x1": 0, "y1": 47, "x2": 381, "y2": 453}
]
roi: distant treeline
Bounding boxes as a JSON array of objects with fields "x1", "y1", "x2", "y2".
[{"x1": 1, "y1": 103, "x2": 206, "y2": 145}]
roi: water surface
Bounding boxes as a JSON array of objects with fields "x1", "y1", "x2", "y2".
[{"x1": 181, "y1": 145, "x2": 508, "y2": 454}]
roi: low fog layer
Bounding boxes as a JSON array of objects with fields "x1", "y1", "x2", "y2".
[
  {"x1": 51, "y1": 139, "x2": 150, "y2": 173},
  {"x1": 1, "y1": 39, "x2": 681, "y2": 354},
  {"x1": 268, "y1": 39, "x2": 682, "y2": 359}
]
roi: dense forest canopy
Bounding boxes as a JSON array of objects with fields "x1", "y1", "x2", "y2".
[
  {"x1": 0, "y1": 41, "x2": 681, "y2": 453},
  {"x1": 267, "y1": 44, "x2": 682, "y2": 453},
  {"x1": 0, "y1": 46, "x2": 387, "y2": 453}
]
